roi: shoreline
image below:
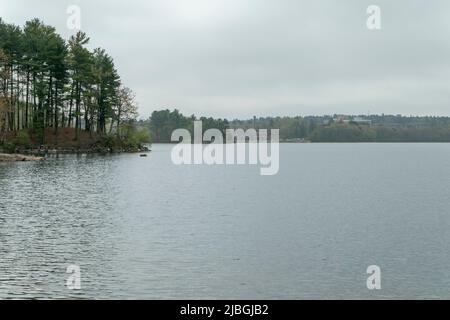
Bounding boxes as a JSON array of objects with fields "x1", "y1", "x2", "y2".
[
  {"x1": 0, "y1": 146, "x2": 151, "y2": 161},
  {"x1": 0, "y1": 153, "x2": 45, "y2": 162}
]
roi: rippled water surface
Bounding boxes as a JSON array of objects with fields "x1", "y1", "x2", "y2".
[{"x1": 1, "y1": 143, "x2": 450, "y2": 299}]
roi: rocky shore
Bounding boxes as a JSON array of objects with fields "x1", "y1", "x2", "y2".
[{"x1": 0, "y1": 153, "x2": 45, "y2": 162}]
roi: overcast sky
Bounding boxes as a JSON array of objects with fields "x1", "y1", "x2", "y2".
[{"x1": 1, "y1": 0, "x2": 450, "y2": 119}]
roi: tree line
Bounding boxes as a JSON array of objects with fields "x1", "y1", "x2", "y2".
[
  {"x1": 233, "y1": 115, "x2": 450, "y2": 142},
  {"x1": 0, "y1": 18, "x2": 138, "y2": 145},
  {"x1": 147, "y1": 110, "x2": 450, "y2": 143},
  {"x1": 148, "y1": 109, "x2": 229, "y2": 143}
]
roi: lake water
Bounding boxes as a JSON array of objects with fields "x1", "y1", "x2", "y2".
[{"x1": 1, "y1": 143, "x2": 450, "y2": 299}]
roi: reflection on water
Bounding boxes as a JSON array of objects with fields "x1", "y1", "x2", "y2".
[{"x1": 1, "y1": 144, "x2": 450, "y2": 299}]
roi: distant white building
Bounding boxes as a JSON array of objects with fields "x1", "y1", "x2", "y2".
[
  {"x1": 334, "y1": 116, "x2": 371, "y2": 125},
  {"x1": 352, "y1": 117, "x2": 372, "y2": 125}
]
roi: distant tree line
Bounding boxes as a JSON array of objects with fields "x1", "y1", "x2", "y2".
[
  {"x1": 0, "y1": 18, "x2": 139, "y2": 146},
  {"x1": 235, "y1": 115, "x2": 450, "y2": 142},
  {"x1": 147, "y1": 110, "x2": 450, "y2": 143},
  {"x1": 148, "y1": 109, "x2": 229, "y2": 143},
  {"x1": 309, "y1": 124, "x2": 450, "y2": 142}
]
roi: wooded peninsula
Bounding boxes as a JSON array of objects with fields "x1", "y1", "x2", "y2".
[{"x1": 0, "y1": 18, "x2": 149, "y2": 154}]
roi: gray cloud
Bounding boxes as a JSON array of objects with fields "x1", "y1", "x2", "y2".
[{"x1": 1, "y1": 0, "x2": 449, "y2": 118}]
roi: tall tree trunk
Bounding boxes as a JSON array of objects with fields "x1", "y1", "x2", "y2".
[
  {"x1": 75, "y1": 81, "x2": 80, "y2": 141},
  {"x1": 32, "y1": 72, "x2": 37, "y2": 127},
  {"x1": 9, "y1": 64, "x2": 14, "y2": 131},
  {"x1": 47, "y1": 76, "x2": 53, "y2": 128},
  {"x1": 25, "y1": 69, "x2": 30, "y2": 129},
  {"x1": 54, "y1": 82, "x2": 58, "y2": 136},
  {"x1": 116, "y1": 108, "x2": 121, "y2": 137},
  {"x1": 68, "y1": 82, "x2": 75, "y2": 128},
  {"x1": 16, "y1": 69, "x2": 20, "y2": 131}
]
